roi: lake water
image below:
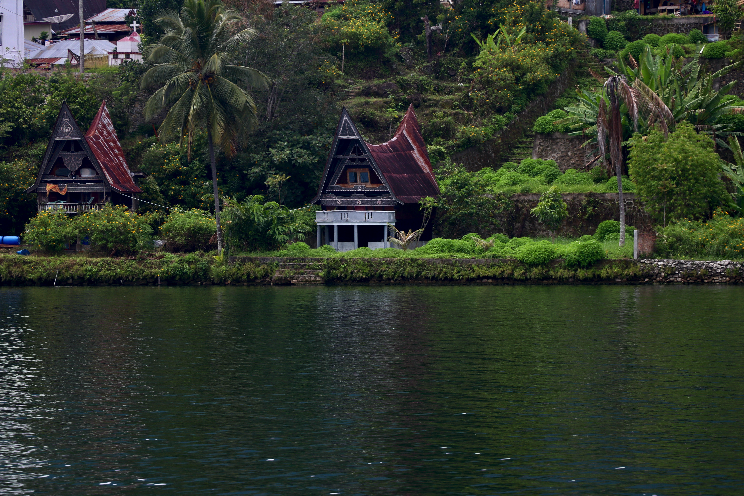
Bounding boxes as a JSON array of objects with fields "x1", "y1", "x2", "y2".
[{"x1": 1, "y1": 285, "x2": 743, "y2": 495}]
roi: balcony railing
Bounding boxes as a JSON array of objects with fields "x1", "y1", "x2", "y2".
[
  {"x1": 316, "y1": 210, "x2": 395, "y2": 225},
  {"x1": 40, "y1": 203, "x2": 102, "y2": 214}
]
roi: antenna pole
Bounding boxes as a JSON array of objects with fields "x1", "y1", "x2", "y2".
[{"x1": 79, "y1": 0, "x2": 84, "y2": 73}]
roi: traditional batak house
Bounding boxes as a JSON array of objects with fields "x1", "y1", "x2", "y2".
[
  {"x1": 313, "y1": 105, "x2": 439, "y2": 251},
  {"x1": 26, "y1": 101, "x2": 141, "y2": 213}
]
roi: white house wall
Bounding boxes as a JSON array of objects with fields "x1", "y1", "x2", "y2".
[{"x1": 0, "y1": 0, "x2": 24, "y2": 67}]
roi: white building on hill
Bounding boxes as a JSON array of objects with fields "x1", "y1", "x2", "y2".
[{"x1": 0, "y1": 0, "x2": 24, "y2": 67}]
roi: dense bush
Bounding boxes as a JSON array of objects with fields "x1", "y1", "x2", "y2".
[
  {"x1": 532, "y1": 109, "x2": 570, "y2": 134},
  {"x1": 319, "y1": 0, "x2": 397, "y2": 56},
  {"x1": 563, "y1": 237, "x2": 605, "y2": 267},
  {"x1": 531, "y1": 186, "x2": 568, "y2": 233},
  {"x1": 159, "y1": 209, "x2": 216, "y2": 252},
  {"x1": 621, "y1": 40, "x2": 647, "y2": 63},
  {"x1": 688, "y1": 29, "x2": 707, "y2": 44},
  {"x1": 75, "y1": 205, "x2": 153, "y2": 255},
  {"x1": 553, "y1": 169, "x2": 593, "y2": 187},
  {"x1": 655, "y1": 210, "x2": 744, "y2": 259},
  {"x1": 642, "y1": 33, "x2": 661, "y2": 47},
  {"x1": 659, "y1": 33, "x2": 689, "y2": 46},
  {"x1": 587, "y1": 16, "x2": 608, "y2": 42},
  {"x1": 515, "y1": 240, "x2": 559, "y2": 265},
  {"x1": 603, "y1": 176, "x2": 635, "y2": 193},
  {"x1": 23, "y1": 210, "x2": 78, "y2": 254},
  {"x1": 629, "y1": 123, "x2": 732, "y2": 223},
  {"x1": 590, "y1": 48, "x2": 617, "y2": 60},
  {"x1": 222, "y1": 195, "x2": 316, "y2": 252},
  {"x1": 702, "y1": 41, "x2": 728, "y2": 59},
  {"x1": 604, "y1": 31, "x2": 627, "y2": 51},
  {"x1": 594, "y1": 220, "x2": 636, "y2": 241}
]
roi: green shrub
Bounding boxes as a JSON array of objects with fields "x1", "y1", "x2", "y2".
[
  {"x1": 587, "y1": 16, "x2": 608, "y2": 42},
  {"x1": 515, "y1": 240, "x2": 559, "y2": 266},
  {"x1": 603, "y1": 175, "x2": 635, "y2": 192},
  {"x1": 416, "y1": 237, "x2": 477, "y2": 255},
  {"x1": 532, "y1": 109, "x2": 570, "y2": 134},
  {"x1": 655, "y1": 210, "x2": 744, "y2": 259},
  {"x1": 659, "y1": 33, "x2": 689, "y2": 46},
  {"x1": 501, "y1": 161, "x2": 519, "y2": 171},
  {"x1": 75, "y1": 204, "x2": 153, "y2": 255},
  {"x1": 658, "y1": 43, "x2": 686, "y2": 59},
  {"x1": 531, "y1": 186, "x2": 568, "y2": 233},
  {"x1": 621, "y1": 40, "x2": 647, "y2": 63},
  {"x1": 563, "y1": 238, "x2": 605, "y2": 267},
  {"x1": 159, "y1": 209, "x2": 216, "y2": 252},
  {"x1": 594, "y1": 220, "x2": 636, "y2": 241},
  {"x1": 517, "y1": 158, "x2": 560, "y2": 177},
  {"x1": 23, "y1": 209, "x2": 78, "y2": 253},
  {"x1": 702, "y1": 41, "x2": 728, "y2": 59},
  {"x1": 590, "y1": 48, "x2": 617, "y2": 60},
  {"x1": 604, "y1": 31, "x2": 627, "y2": 51},
  {"x1": 590, "y1": 166, "x2": 609, "y2": 183},
  {"x1": 498, "y1": 170, "x2": 532, "y2": 186},
  {"x1": 642, "y1": 33, "x2": 661, "y2": 47},
  {"x1": 688, "y1": 29, "x2": 707, "y2": 44},
  {"x1": 554, "y1": 169, "x2": 593, "y2": 186}
]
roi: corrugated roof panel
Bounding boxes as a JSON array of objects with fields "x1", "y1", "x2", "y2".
[
  {"x1": 61, "y1": 23, "x2": 132, "y2": 35},
  {"x1": 366, "y1": 105, "x2": 439, "y2": 204},
  {"x1": 85, "y1": 102, "x2": 142, "y2": 194},
  {"x1": 86, "y1": 8, "x2": 136, "y2": 23},
  {"x1": 26, "y1": 39, "x2": 115, "y2": 62}
]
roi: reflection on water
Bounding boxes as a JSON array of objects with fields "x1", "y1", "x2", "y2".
[{"x1": 1, "y1": 285, "x2": 743, "y2": 495}]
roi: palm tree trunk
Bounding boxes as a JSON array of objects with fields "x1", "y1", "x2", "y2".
[
  {"x1": 207, "y1": 129, "x2": 224, "y2": 254},
  {"x1": 609, "y1": 86, "x2": 626, "y2": 247}
]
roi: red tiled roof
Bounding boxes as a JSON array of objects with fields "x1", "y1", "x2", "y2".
[
  {"x1": 85, "y1": 102, "x2": 141, "y2": 193},
  {"x1": 366, "y1": 105, "x2": 439, "y2": 203}
]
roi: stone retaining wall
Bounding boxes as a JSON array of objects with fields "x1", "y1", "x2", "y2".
[{"x1": 638, "y1": 259, "x2": 744, "y2": 283}]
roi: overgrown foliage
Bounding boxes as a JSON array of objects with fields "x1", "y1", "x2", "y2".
[
  {"x1": 160, "y1": 209, "x2": 216, "y2": 252},
  {"x1": 655, "y1": 209, "x2": 744, "y2": 259},
  {"x1": 629, "y1": 123, "x2": 732, "y2": 225}
]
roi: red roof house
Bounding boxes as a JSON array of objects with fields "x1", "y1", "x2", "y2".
[
  {"x1": 313, "y1": 105, "x2": 439, "y2": 250},
  {"x1": 26, "y1": 101, "x2": 141, "y2": 213}
]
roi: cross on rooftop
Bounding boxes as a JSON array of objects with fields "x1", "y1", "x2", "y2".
[{"x1": 130, "y1": 20, "x2": 140, "y2": 32}]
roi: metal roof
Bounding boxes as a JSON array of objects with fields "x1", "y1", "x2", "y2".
[
  {"x1": 86, "y1": 8, "x2": 136, "y2": 23},
  {"x1": 26, "y1": 39, "x2": 116, "y2": 63},
  {"x1": 24, "y1": 0, "x2": 106, "y2": 31},
  {"x1": 60, "y1": 24, "x2": 132, "y2": 36},
  {"x1": 85, "y1": 102, "x2": 142, "y2": 194},
  {"x1": 24, "y1": 39, "x2": 44, "y2": 58},
  {"x1": 366, "y1": 106, "x2": 439, "y2": 204}
]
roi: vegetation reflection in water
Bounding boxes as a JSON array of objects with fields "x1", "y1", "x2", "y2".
[{"x1": 1, "y1": 285, "x2": 743, "y2": 495}]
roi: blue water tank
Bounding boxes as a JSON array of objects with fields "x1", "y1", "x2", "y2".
[{"x1": 2, "y1": 236, "x2": 20, "y2": 245}]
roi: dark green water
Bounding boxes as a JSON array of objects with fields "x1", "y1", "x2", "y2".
[{"x1": 1, "y1": 285, "x2": 743, "y2": 495}]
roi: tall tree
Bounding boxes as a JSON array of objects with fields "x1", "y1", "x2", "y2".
[{"x1": 141, "y1": 0, "x2": 269, "y2": 254}]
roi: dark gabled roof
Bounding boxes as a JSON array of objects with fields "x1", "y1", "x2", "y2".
[
  {"x1": 313, "y1": 108, "x2": 398, "y2": 205},
  {"x1": 85, "y1": 102, "x2": 141, "y2": 193},
  {"x1": 366, "y1": 105, "x2": 439, "y2": 204},
  {"x1": 26, "y1": 101, "x2": 98, "y2": 193},
  {"x1": 24, "y1": 0, "x2": 107, "y2": 32}
]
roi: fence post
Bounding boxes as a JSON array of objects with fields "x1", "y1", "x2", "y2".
[{"x1": 633, "y1": 229, "x2": 638, "y2": 260}]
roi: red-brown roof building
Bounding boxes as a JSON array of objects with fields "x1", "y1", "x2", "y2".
[
  {"x1": 313, "y1": 105, "x2": 439, "y2": 250},
  {"x1": 26, "y1": 101, "x2": 141, "y2": 214}
]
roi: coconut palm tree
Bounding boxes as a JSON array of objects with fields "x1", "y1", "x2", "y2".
[{"x1": 141, "y1": 0, "x2": 269, "y2": 254}]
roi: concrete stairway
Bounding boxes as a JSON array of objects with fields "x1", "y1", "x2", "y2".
[{"x1": 272, "y1": 261, "x2": 325, "y2": 285}]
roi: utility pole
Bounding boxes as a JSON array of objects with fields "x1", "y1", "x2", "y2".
[{"x1": 79, "y1": 0, "x2": 84, "y2": 73}]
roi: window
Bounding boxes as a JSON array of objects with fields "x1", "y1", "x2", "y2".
[{"x1": 348, "y1": 169, "x2": 370, "y2": 184}]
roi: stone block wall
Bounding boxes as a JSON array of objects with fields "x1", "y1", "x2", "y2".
[{"x1": 531, "y1": 133, "x2": 598, "y2": 171}]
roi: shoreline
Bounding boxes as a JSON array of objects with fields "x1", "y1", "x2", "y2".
[{"x1": 0, "y1": 255, "x2": 742, "y2": 286}]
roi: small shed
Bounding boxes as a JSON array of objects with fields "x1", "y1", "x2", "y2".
[
  {"x1": 313, "y1": 105, "x2": 439, "y2": 251},
  {"x1": 26, "y1": 101, "x2": 141, "y2": 214}
]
